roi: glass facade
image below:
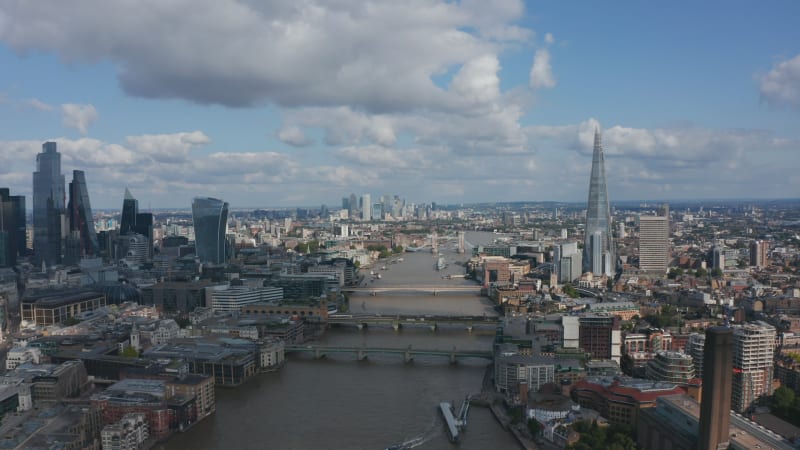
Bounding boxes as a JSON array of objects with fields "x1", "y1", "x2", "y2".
[
  {"x1": 583, "y1": 131, "x2": 615, "y2": 276},
  {"x1": 68, "y1": 170, "x2": 100, "y2": 257},
  {"x1": 33, "y1": 142, "x2": 66, "y2": 266},
  {"x1": 192, "y1": 197, "x2": 229, "y2": 264}
]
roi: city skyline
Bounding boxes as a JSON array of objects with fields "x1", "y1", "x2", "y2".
[{"x1": 1, "y1": 1, "x2": 799, "y2": 208}]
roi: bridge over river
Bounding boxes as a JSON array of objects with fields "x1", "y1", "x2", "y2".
[
  {"x1": 343, "y1": 284, "x2": 483, "y2": 295},
  {"x1": 285, "y1": 344, "x2": 493, "y2": 364},
  {"x1": 328, "y1": 314, "x2": 501, "y2": 332}
]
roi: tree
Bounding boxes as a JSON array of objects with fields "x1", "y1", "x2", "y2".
[
  {"x1": 695, "y1": 267, "x2": 708, "y2": 278},
  {"x1": 527, "y1": 418, "x2": 542, "y2": 436},
  {"x1": 562, "y1": 284, "x2": 579, "y2": 298},
  {"x1": 710, "y1": 267, "x2": 723, "y2": 277},
  {"x1": 121, "y1": 346, "x2": 139, "y2": 358},
  {"x1": 773, "y1": 386, "x2": 796, "y2": 410}
]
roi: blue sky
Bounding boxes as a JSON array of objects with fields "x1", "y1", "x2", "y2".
[{"x1": 1, "y1": 0, "x2": 798, "y2": 208}]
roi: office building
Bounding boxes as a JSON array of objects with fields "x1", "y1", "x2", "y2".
[
  {"x1": 731, "y1": 321, "x2": 776, "y2": 413},
  {"x1": 33, "y1": 142, "x2": 66, "y2": 266},
  {"x1": 686, "y1": 333, "x2": 706, "y2": 379},
  {"x1": 644, "y1": 351, "x2": 694, "y2": 384},
  {"x1": 192, "y1": 197, "x2": 229, "y2": 265},
  {"x1": 749, "y1": 240, "x2": 768, "y2": 268},
  {"x1": 638, "y1": 215, "x2": 669, "y2": 273},
  {"x1": 578, "y1": 315, "x2": 622, "y2": 363},
  {"x1": 119, "y1": 188, "x2": 138, "y2": 236},
  {"x1": 210, "y1": 285, "x2": 283, "y2": 313},
  {"x1": 67, "y1": 170, "x2": 100, "y2": 258},
  {"x1": 0, "y1": 188, "x2": 26, "y2": 267},
  {"x1": 582, "y1": 130, "x2": 615, "y2": 276},
  {"x1": 699, "y1": 326, "x2": 733, "y2": 450},
  {"x1": 572, "y1": 376, "x2": 684, "y2": 428},
  {"x1": 118, "y1": 189, "x2": 154, "y2": 259},
  {"x1": 361, "y1": 193, "x2": 371, "y2": 221}
]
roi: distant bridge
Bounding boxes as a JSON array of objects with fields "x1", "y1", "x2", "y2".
[
  {"x1": 285, "y1": 344, "x2": 493, "y2": 363},
  {"x1": 342, "y1": 285, "x2": 482, "y2": 296},
  {"x1": 327, "y1": 314, "x2": 501, "y2": 331}
]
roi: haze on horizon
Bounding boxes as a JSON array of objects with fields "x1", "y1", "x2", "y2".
[{"x1": 1, "y1": 1, "x2": 798, "y2": 209}]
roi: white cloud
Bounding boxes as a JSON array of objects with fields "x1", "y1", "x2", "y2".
[
  {"x1": 0, "y1": 0, "x2": 532, "y2": 111},
  {"x1": 26, "y1": 98, "x2": 54, "y2": 111},
  {"x1": 544, "y1": 33, "x2": 554, "y2": 45},
  {"x1": 277, "y1": 126, "x2": 314, "y2": 147},
  {"x1": 61, "y1": 103, "x2": 98, "y2": 135},
  {"x1": 125, "y1": 131, "x2": 210, "y2": 163},
  {"x1": 759, "y1": 54, "x2": 800, "y2": 108},
  {"x1": 529, "y1": 49, "x2": 555, "y2": 89}
]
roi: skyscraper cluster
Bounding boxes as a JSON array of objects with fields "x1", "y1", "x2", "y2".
[
  {"x1": 583, "y1": 130, "x2": 615, "y2": 276},
  {"x1": 118, "y1": 188, "x2": 154, "y2": 260}
]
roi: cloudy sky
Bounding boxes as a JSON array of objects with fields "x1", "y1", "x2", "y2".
[{"x1": 1, "y1": 1, "x2": 798, "y2": 209}]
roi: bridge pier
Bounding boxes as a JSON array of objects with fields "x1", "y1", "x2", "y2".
[
  {"x1": 429, "y1": 323, "x2": 438, "y2": 332},
  {"x1": 450, "y1": 346, "x2": 457, "y2": 364},
  {"x1": 314, "y1": 348, "x2": 325, "y2": 359},
  {"x1": 404, "y1": 345, "x2": 414, "y2": 363},
  {"x1": 466, "y1": 325, "x2": 473, "y2": 333},
  {"x1": 432, "y1": 290, "x2": 437, "y2": 296},
  {"x1": 357, "y1": 349, "x2": 367, "y2": 360},
  {"x1": 357, "y1": 322, "x2": 367, "y2": 331},
  {"x1": 392, "y1": 321, "x2": 401, "y2": 331}
]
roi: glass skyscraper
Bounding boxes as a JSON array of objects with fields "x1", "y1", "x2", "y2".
[
  {"x1": 0, "y1": 188, "x2": 26, "y2": 267},
  {"x1": 582, "y1": 131, "x2": 615, "y2": 276},
  {"x1": 120, "y1": 187, "x2": 138, "y2": 235},
  {"x1": 33, "y1": 142, "x2": 66, "y2": 266},
  {"x1": 192, "y1": 197, "x2": 229, "y2": 265},
  {"x1": 68, "y1": 170, "x2": 99, "y2": 257}
]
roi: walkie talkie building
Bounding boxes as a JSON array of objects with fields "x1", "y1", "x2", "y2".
[{"x1": 192, "y1": 197, "x2": 229, "y2": 264}]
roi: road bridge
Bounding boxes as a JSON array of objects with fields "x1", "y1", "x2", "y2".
[
  {"x1": 327, "y1": 314, "x2": 501, "y2": 332},
  {"x1": 343, "y1": 285, "x2": 482, "y2": 296},
  {"x1": 285, "y1": 344, "x2": 493, "y2": 364}
]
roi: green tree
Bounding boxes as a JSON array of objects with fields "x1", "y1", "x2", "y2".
[
  {"x1": 773, "y1": 386, "x2": 796, "y2": 410},
  {"x1": 695, "y1": 267, "x2": 708, "y2": 278},
  {"x1": 562, "y1": 284, "x2": 579, "y2": 298},
  {"x1": 710, "y1": 267, "x2": 723, "y2": 277},
  {"x1": 121, "y1": 346, "x2": 139, "y2": 358},
  {"x1": 527, "y1": 418, "x2": 542, "y2": 436}
]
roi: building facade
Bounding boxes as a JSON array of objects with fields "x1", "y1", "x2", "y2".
[
  {"x1": 638, "y1": 215, "x2": 669, "y2": 273},
  {"x1": 192, "y1": 197, "x2": 229, "y2": 264},
  {"x1": 732, "y1": 321, "x2": 776, "y2": 412},
  {"x1": 33, "y1": 142, "x2": 66, "y2": 266},
  {"x1": 0, "y1": 188, "x2": 26, "y2": 267},
  {"x1": 582, "y1": 131, "x2": 615, "y2": 276},
  {"x1": 68, "y1": 170, "x2": 100, "y2": 258}
]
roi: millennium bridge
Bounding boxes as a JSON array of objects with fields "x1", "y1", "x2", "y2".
[{"x1": 285, "y1": 344, "x2": 493, "y2": 363}]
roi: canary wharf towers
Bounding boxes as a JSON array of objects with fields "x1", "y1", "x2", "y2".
[{"x1": 583, "y1": 130, "x2": 615, "y2": 276}]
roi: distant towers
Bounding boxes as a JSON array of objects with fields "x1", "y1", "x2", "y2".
[
  {"x1": 192, "y1": 197, "x2": 229, "y2": 265},
  {"x1": 583, "y1": 130, "x2": 615, "y2": 276},
  {"x1": 118, "y1": 188, "x2": 154, "y2": 260},
  {"x1": 698, "y1": 327, "x2": 733, "y2": 450},
  {"x1": 33, "y1": 142, "x2": 66, "y2": 266},
  {"x1": 361, "y1": 193, "x2": 371, "y2": 221}
]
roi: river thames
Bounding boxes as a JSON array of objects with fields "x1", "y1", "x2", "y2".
[{"x1": 160, "y1": 232, "x2": 520, "y2": 450}]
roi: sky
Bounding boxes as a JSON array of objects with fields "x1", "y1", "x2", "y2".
[{"x1": 0, "y1": 0, "x2": 799, "y2": 209}]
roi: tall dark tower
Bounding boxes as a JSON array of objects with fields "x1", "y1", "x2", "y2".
[
  {"x1": 698, "y1": 326, "x2": 733, "y2": 450},
  {"x1": 120, "y1": 188, "x2": 139, "y2": 235},
  {"x1": 582, "y1": 130, "x2": 615, "y2": 276},
  {"x1": 0, "y1": 188, "x2": 26, "y2": 267},
  {"x1": 67, "y1": 170, "x2": 100, "y2": 257},
  {"x1": 33, "y1": 142, "x2": 66, "y2": 267}
]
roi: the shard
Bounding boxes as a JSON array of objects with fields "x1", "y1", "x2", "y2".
[{"x1": 582, "y1": 130, "x2": 615, "y2": 276}]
